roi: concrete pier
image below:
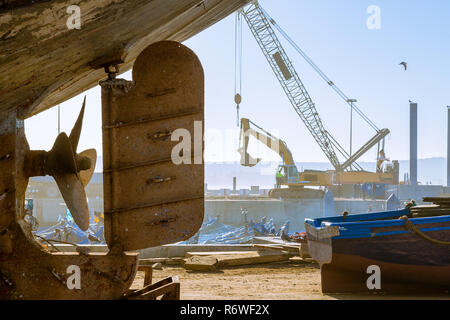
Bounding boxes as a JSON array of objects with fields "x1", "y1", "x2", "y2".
[
  {"x1": 204, "y1": 197, "x2": 387, "y2": 232},
  {"x1": 205, "y1": 198, "x2": 324, "y2": 231}
]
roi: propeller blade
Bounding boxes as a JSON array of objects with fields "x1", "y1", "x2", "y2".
[
  {"x1": 69, "y1": 96, "x2": 86, "y2": 154},
  {"x1": 78, "y1": 149, "x2": 97, "y2": 187},
  {"x1": 28, "y1": 101, "x2": 94, "y2": 231},
  {"x1": 48, "y1": 133, "x2": 90, "y2": 230},
  {"x1": 48, "y1": 133, "x2": 77, "y2": 175},
  {"x1": 54, "y1": 172, "x2": 90, "y2": 231}
]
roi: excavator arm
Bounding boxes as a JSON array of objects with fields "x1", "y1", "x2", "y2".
[{"x1": 238, "y1": 118, "x2": 295, "y2": 167}]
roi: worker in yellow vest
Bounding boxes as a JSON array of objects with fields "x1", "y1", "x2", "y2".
[{"x1": 276, "y1": 168, "x2": 284, "y2": 188}]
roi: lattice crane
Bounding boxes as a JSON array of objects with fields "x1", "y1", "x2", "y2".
[{"x1": 239, "y1": 1, "x2": 390, "y2": 172}]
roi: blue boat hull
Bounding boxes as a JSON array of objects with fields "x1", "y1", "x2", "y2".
[{"x1": 305, "y1": 209, "x2": 450, "y2": 293}]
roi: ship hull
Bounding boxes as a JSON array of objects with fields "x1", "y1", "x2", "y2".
[{"x1": 306, "y1": 209, "x2": 450, "y2": 294}]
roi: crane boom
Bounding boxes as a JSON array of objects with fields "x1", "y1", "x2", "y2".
[
  {"x1": 340, "y1": 128, "x2": 390, "y2": 171},
  {"x1": 240, "y1": 1, "x2": 391, "y2": 173},
  {"x1": 240, "y1": 2, "x2": 343, "y2": 171}
]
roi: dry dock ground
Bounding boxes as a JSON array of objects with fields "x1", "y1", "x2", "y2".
[{"x1": 131, "y1": 258, "x2": 450, "y2": 300}]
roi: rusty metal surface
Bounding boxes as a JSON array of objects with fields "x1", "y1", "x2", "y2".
[
  {"x1": 78, "y1": 148, "x2": 97, "y2": 187},
  {"x1": 0, "y1": 110, "x2": 138, "y2": 299},
  {"x1": 0, "y1": 39, "x2": 204, "y2": 300},
  {"x1": 0, "y1": 224, "x2": 139, "y2": 300},
  {"x1": 101, "y1": 41, "x2": 204, "y2": 251}
]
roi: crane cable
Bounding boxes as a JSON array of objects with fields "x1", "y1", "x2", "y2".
[
  {"x1": 234, "y1": 12, "x2": 243, "y2": 127},
  {"x1": 259, "y1": 6, "x2": 380, "y2": 133}
]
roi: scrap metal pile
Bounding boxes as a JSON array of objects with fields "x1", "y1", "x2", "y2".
[
  {"x1": 183, "y1": 212, "x2": 291, "y2": 245},
  {"x1": 34, "y1": 212, "x2": 105, "y2": 246},
  {"x1": 34, "y1": 211, "x2": 292, "y2": 246}
]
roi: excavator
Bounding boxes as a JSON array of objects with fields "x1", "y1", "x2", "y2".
[
  {"x1": 238, "y1": 117, "x2": 331, "y2": 198},
  {"x1": 239, "y1": 117, "x2": 399, "y2": 198},
  {"x1": 236, "y1": 1, "x2": 399, "y2": 198}
]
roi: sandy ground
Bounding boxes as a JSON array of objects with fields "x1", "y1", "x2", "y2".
[{"x1": 130, "y1": 258, "x2": 450, "y2": 300}]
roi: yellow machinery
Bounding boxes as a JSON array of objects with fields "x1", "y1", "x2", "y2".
[
  {"x1": 336, "y1": 169, "x2": 398, "y2": 185},
  {"x1": 238, "y1": 118, "x2": 329, "y2": 198},
  {"x1": 235, "y1": 2, "x2": 399, "y2": 198},
  {"x1": 239, "y1": 118, "x2": 399, "y2": 198}
]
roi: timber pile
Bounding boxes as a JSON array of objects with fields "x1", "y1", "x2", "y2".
[
  {"x1": 184, "y1": 250, "x2": 292, "y2": 271},
  {"x1": 184, "y1": 256, "x2": 220, "y2": 272},
  {"x1": 183, "y1": 242, "x2": 313, "y2": 271},
  {"x1": 411, "y1": 198, "x2": 450, "y2": 218},
  {"x1": 138, "y1": 242, "x2": 314, "y2": 272},
  {"x1": 253, "y1": 243, "x2": 311, "y2": 259}
]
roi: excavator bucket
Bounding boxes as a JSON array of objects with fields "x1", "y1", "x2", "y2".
[
  {"x1": 238, "y1": 147, "x2": 261, "y2": 167},
  {"x1": 101, "y1": 41, "x2": 204, "y2": 251},
  {"x1": 238, "y1": 118, "x2": 261, "y2": 167}
]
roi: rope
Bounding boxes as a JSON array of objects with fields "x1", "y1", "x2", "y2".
[
  {"x1": 34, "y1": 234, "x2": 61, "y2": 252},
  {"x1": 399, "y1": 215, "x2": 450, "y2": 246},
  {"x1": 234, "y1": 12, "x2": 243, "y2": 127}
]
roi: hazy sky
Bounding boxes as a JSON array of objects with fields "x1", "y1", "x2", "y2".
[{"x1": 25, "y1": 0, "x2": 450, "y2": 170}]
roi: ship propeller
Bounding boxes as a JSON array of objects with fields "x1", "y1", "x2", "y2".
[{"x1": 25, "y1": 97, "x2": 96, "y2": 231}]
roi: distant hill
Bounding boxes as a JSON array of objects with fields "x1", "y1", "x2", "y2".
[{"x1": 95, "y1": 156, "x2": 447, "y2": 189}]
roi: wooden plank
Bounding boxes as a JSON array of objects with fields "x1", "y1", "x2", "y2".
[
  {"x1": 217, "y1": 252, "x2": 291, "y2": 268},
  {"x1": 139, "y1": 257, "x2": 186, "y2": 266},
  {"x1": 281, "y1": 244, "x2": 301, "y2": 250},
  {"x1": 253, "y1": 244, "x2": 300, "y2": 256},
  {"x1": 410, "y1": 206, "x2": 450, "y2": 218},
  {"x1": 125, "y1": 277, "x2": 174, "y2": 298},
  {"x1": 185, "y1": 251, "x2": 256, "y2": 257},
  {"x1": 253, "y1": 244, "x2": 286, "y2": 251},
  {"x1": 215, "y1": 251, "x2": 290, "y2": 268},
  {"x1": 281, "y1": 244, "x2": 302, "y2": 255},
  {"x1": 137, "y1": 266, "x2": 153, "y2": 286},
  {"x1": 184, "y1": 251, "x2": 291, "y2": 269},
  {"x1": 299, "y1": 243, "x2": 311, "y2": 259},
  {"x1": 184, "y1": 256, "x2": 218, "y2": 271},
  {"x1": 423, "y1": 197, "x2": 450, "y2": 203},
  {"x1": 139, "y1": 258, "x2": 167, "y2": 265},
  {"x1": 165, "y1": 257, "x2": 185, "y2": 266}
]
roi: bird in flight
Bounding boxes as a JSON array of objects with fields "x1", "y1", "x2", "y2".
[{"x1": 399, "y1": 61, "x2": 407, "y2": 70}]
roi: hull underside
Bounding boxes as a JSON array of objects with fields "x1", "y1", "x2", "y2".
[
  {"x1": 0, "y1": 0, "x2": 249, "y2": 119},
  {"x1": 321, "y1": 253, "x2": 450, "y2": 294}
]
